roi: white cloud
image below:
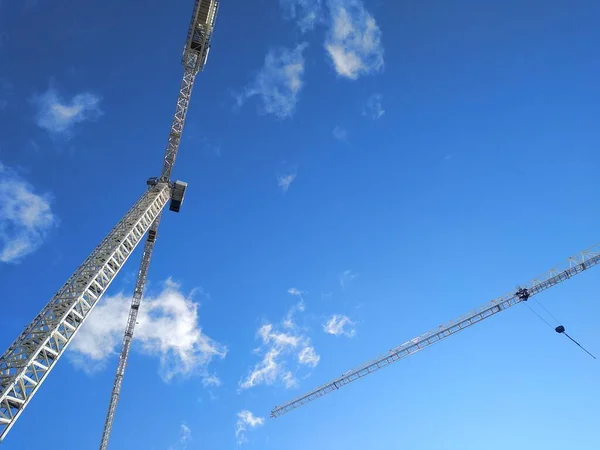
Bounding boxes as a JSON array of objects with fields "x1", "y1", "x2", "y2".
[
  {"x1": 325, "y1": 0, "x2": 384, "y2": 79},
  {"x1": 169, "y1": 423, "x2": 192, "y2": 450},
  {"x1": 287, "y1": 287, "x2": 304, "y2": 297},
  {"x1": 278, "y1": 172, "x2": 297, "y2": 192},
  {"x1": 202, "y1": 373, "x2": 222, "y2": 387},
  {"x1": 69, "y1": 278, "x2": 227, "y2": 382},
  {"x1": 259, "y1": 323, "x2": 301, "y2": 347},
  {"x1": 340, "y1": 269, "x2": 358, "y2": 288},
  {"x1": 33, "y1": 87, "x2": 102, "y2": 135},
  {"x1": 298, "y1": 346, "x2": 320, "y2": 367},
  {"x1": 180, "y1": 424, "x2": 192, "y2": 445},
  {"x1": 363, "y1": 93, "x2": 384, "y2": 119},
  {"x1": 323, "y1": 314, "x2": 356, "y2": 337},
  {"x1": 0, "y1": 163, "x2": 57, "y2": 263},
  {"x1": 240, "y1": 298, "x2": 319, "y2": 390},
  {"x1": 333, "y1": 125, "x2": 348, "y2": 141},
  {"x1": 237, "y1": 44, "x2": 308, "y2": 118},
  {"x1": 280, "y1": 0, "x2": 323, "y2": 32},
  {"x1": 235, "y1": 410, "x2": 265, "y2": 445}
]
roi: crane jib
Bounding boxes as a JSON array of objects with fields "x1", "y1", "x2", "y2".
[{"x1": 270, "y1": 247, "x2": 600, "y2": 418}]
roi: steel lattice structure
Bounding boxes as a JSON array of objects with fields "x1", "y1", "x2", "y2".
[
  {"x1": 98, "y1": 215, "x2": 162, "y2": 450},
  {"x1": 100, "y1": 1, "x2": 218, "y2": 448},
  {"x1": 0, "y1": 184, "x2": 170, "y2": 439},
  {"x1": 271, "y1": 245, "x2": 600, "y2": 418},
  {"x1": 0, "y1": 0, "x2": 597, "y2": 445},
  {"x1": 161, "y1": 0, "x2": 218, "y2": 181},
  {"x1": 0, "y1": 0, "x2": 220, "y2": 445}
]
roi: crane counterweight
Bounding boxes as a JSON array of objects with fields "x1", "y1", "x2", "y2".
[{"x1": 169, "y1": 181, "x2": 188, "y2": 213}]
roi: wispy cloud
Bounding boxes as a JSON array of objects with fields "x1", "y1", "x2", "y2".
[
  {"x1": 235, "y1": 410, "x2": 265, "y2": 445},
  {"x1": 363, "y1": 93, "x2": 384, "y2": 119},
  {"x1": 69, "y1": 278, "x2": 227, "y2": 382},
  {"x1": 278, "y1": 172, "x2": 297, "y2": 192},
  {"x1": 169, "y1": 423, "x2": 192, "y2": 450},
  {"x1": 0, "y1": 162, "x2": 58, "y2": 263},
  {"x1": 333, "y1": 125, "x2": 348, "y2": 141},
  {"x1": 287, "y1": 287, "x2": 304, "y2": 297},
  {"x1": 32, "y1": 87, "x2": 102, "y2": 135},
  {"x1": 240, "y1": 297, "x2": 319, "y2": 389},
  {"x1": 237, "y1": 44, "x2": 308, "y2": 119},
  {"x1": 340, "y1": 269, "x2": 358, "y2": 288},
  {"x1": 298, "y1": 345, "x2": 320, "y2": 367},
  {"x1": 323, "y1": 314, "x2": 356, "y2": 337},
  {"x1": 201, "y1": 373, "x2": 222, "y2": 387},
  {"x1": 280, "y1": 0, "x2": 323, "y2": 32},
  {"x1": 325, "y1": 0, "x2": 384, "y2": 79}
]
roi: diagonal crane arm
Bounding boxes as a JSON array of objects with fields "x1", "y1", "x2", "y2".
[
  {"x1": 0, "y1": 183, "x2": 171, "y2": 441},
  {"x1": 271, "y1": 244, "x2": 600, "y2": 418},
  {"x1": 97, "y1": 215, "x2": 162, "y2": 450},
  {"x1": 160, "y1": 0, "x2": 219, "y2": 181},
  {"x1": 99, "y1": 2, "x2": 220, "y2": 449}
]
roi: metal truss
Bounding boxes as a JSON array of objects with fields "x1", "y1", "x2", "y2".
[
  {"x1": 0, "y1": 1, "x2": 221, "y2": 446},
  {"x1": 160, "y1": 68, "x2": 197, "y2": 181},
  {"x1": 271, "y1": 245, "x2": 600, "y2": 418},
  {"x1": 98, "y1": 215, "x2": 162, "y2": 450},
  {"x1": 160, "y1": 0, "x2": 218, "y2": 181},
  {"x1": 0, "y1": 183, "x2": 171, "y2": 442},
  {"x1": 100, "y1": 2, "x2": 220, "y2": 448}
]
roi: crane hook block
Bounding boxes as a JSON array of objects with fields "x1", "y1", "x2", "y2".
[
  {"x1": 516, "y1": 288, "x2": 530, "y2": 301},
  {"x1": 555, "y1": 325, "x2": 566, "y2": 334},
  {"x1": 169, "y1": 180, "x2": 188, "y2": 213}
]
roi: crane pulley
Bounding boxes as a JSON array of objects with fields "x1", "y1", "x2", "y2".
[{"x1": 271, "y1": 244, "x2": 600, "y2": 418}]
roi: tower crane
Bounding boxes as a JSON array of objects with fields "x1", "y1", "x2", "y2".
[
  {"x1": 271, "y1": 245, "x2": 600, "y2": 418},
  {"x1": 0, "y1": 0, "x2": 219, "y2": 444}
]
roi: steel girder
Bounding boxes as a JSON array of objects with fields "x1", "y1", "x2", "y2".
[
  {"x1": 98, "y1": 214, "x2": 162, "y2": 450},
  {"x1": 0, "y1": 183, "x2": 170, "y2": 441},
  {"x1": 271, "y1": 245, "x2": 600, "y2": 418}
]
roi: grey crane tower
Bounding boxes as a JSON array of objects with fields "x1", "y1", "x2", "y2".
[{"x1": 0, "y1": 0, "x2": 219, "y2": 445}]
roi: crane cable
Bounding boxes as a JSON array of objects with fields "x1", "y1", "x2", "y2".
[
  {"x1": 525, "y1": 302, "x2": 554, "y2": 328},
  {"x1": 555, "y1": 325, "x2": 596, "y2": 360},
  {"x1": 525, "y1": 299, "x2": 596, "y2": 360}
]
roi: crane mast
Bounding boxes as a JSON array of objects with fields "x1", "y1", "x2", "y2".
[
  {"x1": 97, "y1": 215, "x2": 162, "y2": 450},
  {"x1": 0, "y1": 0, "x2": 219, "y2": 444},
  {"x1": 99, "y1": 1, "x2": 219, "y2": 449},
  {"x1": 271, "y1": 245, "x2": 600, "y2": 418}
]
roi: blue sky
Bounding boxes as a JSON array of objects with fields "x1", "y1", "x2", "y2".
[{"x1": 1, "y1": 0, "x2": 599, "y2": 448}]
